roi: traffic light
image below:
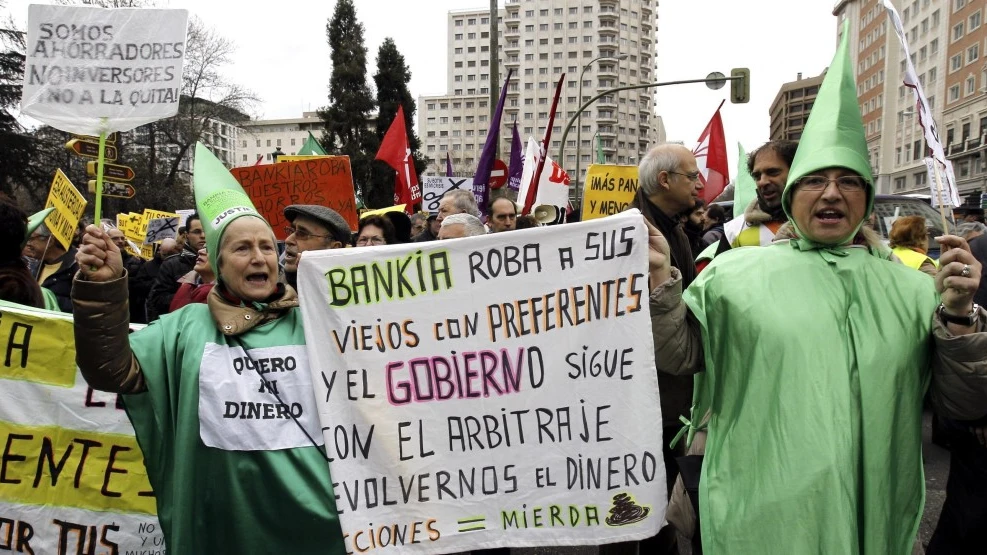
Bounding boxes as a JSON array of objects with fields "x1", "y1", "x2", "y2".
[{"x1": 730, "y1": 68, "x2": 750, "y2": 104}]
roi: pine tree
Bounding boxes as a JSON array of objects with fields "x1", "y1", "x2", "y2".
[
  {"x1": 319, "y1": 0, "x2": 377, "y2": 203},
  {"x1": 368, "y1": 37, "x2": 426, "y2": 209},
  {"x1": 0, "y1": 5, "x2": 44, "y2": 205}
]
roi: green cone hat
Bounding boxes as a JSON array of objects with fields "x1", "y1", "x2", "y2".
[
  {"x1": 783, "y1": 19, "x2": 875, "y2": 228},
  {"x1": 193, "y1": 143, "x2": 267, "y2": 276},
  {"x1": 733, "y1": 142, "x2": 757, "y2": 220},
  {"x1": 22, "y1": 207, "x2": 56, "y2": 248}
]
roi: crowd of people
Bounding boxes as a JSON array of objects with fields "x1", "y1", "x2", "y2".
[{"x1": 1, "y1": 31, "x2": 985, "y2": 555}]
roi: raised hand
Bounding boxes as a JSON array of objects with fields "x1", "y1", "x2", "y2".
[
  {"x1": 935, "y1": 234, "x2": 982, "y2": 315},
  {"x1": 76, "y1": 225, "x2": 124, "y2": 282}
]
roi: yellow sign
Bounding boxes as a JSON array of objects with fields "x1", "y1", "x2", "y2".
[
  {"x1": 123, "y1": 212, "x2": 144, "y2": 243},
  {"x1": 140, "y1": 244, "x2": 155, "y2": 260},
  {"x1": 43, "y1": 169, "x2": 87, "y2": 250},
  {"x1": 360, "y1": 204, "x2": 406, "y2": 219},
  {"x1": 277, "y1": 155, "x2": 331, "y2": 163},
  {"x1": 0, "y1": 306, "x2": 76, "y2": 387},
  {"x1": 580, "y1": 164, "x2": 639, "y2": 222}
]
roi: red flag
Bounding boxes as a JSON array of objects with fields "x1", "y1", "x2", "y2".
[
  {"x1": 692, "y1": 100, "x2": 729, "y2": 204},
  {"x1": 522, "y1": 74, "x2": 565, "y2": 215},
  {"x1": 375, "y1": 105, "x2": 421, "y2": 213}
]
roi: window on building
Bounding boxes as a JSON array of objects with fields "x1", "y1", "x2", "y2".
[
  {"x1": 968, "y1": 76, "x2": 977, "y2": 95},
  {"x1": 455, "y1": 19, "x2": 463, "y2": 26},
  {"x1": 971, "y1": 11, "x2": 982, "y2": 30},
  {"x1": 455, "y1": 33, "x2": 463, "y2": 40},
  {"x1": 894, "y1": 177, "x2": 906, "y2": 191},
  {"x1": 952, "y1": 22, "x2": 964, "y2": 41},
  {"x1": 266, "y1": 139, "x2": 271, "y2": 147},
  {"x1": 454, "y1": 48, "x2": 463, "y2": 54},
  {"x1": 969, "y1": 44, "x2": 980, "y2": 63},
  {"x1": 949, "y1": 84, "x2": 960, "y2": 101},
  {"x1": 951, "y1": 54, "x2": 963, "y2": 71}
]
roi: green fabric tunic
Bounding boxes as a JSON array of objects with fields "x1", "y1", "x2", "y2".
[
  {"x1": 124, "y1": 303, "x2": 344, "y2": 554},
  {"x1": 683, "y1": 242, "x2": 938, "y2": 554}
]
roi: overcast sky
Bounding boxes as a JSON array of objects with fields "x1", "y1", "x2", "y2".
[{"x1": 7, "y1": 0, "x2": 842, "y2": 176}]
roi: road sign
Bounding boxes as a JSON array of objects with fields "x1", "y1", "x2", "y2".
[
  {"x1": 86, "y1": 161, "x2": 135, "y2": 182},
  {"x1": 75, "y1": 132, "x2": 119, "y2": 144},
  {"x1": 88, "y1": 180, "x2": 135, "y2": 199},
  {"x1": 490, "y1": 159, "x2": 509, "y2": 189},
  {"x1": 66, "y1": 139, "x2": 117, "y2": 161}
]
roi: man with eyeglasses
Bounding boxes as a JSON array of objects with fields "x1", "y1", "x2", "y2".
[
  {"x1": 147, "y1": 213, "x2": 206, "y2": 321},
  {"x1": 607, "y1": 142, "x2": 703, "y2": 555},
  {"x1": 723, "y1": 139, "x2": 798, "y2": 248},
  {"x1": 282, "y1": 204, "x2": 351, "y2": 289}
]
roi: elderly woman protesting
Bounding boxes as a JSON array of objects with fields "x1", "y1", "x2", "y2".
[
  {"x1": 71, "y1": 145, "x2": 344, "y2": 554},
  {"x1": 644, "y1": 25, "x2": 987, "y2": 554}
]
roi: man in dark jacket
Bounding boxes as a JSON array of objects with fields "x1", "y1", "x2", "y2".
[
  {"x1": 24, "y1": 223, "x2": 78, "y2": 312},
  {"x1": 146, "y1": 213, "x2": 205, "y2": 321},
  {"x1": 608, "y1": 143, "x2": 702, "y2": 555}
]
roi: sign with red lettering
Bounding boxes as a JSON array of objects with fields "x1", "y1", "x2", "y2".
[
  {"x1": 296, "y1": 211, "x2": 665, "y2": 553},
  {"x1": 230, "y1": 156, "x2": 359, "y2": 240}
]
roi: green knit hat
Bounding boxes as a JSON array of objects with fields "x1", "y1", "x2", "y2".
[
  {"x1": 783, "y1": 20, "x2": 875, "y2": 233},
  {"x1": 23, "y1": 207, "x2": 56, "y2": 249},
  {"x1": 192, "y1": 143, "x2": 269, "y2": 276}
]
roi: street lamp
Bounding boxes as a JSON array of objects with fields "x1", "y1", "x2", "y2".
[
  {"x1": 560, "y1": 73, "x2": 746, "y2": 210},
  {"x1": 574, "y1": 53, "x2": 627, "y2": 199}
]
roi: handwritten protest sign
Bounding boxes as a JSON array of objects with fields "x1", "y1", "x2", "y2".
[
  {"x1": 0, "y1": 302, "x2": 164, "y2": 553},
  {"x1": 297, "y1": 210, "x2": 665, "y2": 553},
  {"x1": 43, "y1": 169, "x2": 87, "y2": 249},
  {"x1": 122, "y1": 212, "x2": 144, "y2": 243},
  {"x1": 145, "y1": 216, "x2": 178, "y2": 243},
  {"x1": 231, "y1": 156, "x2": 359, "y2": 240},
  {"x1": 581, "y1": 165, "x2": 639, "y2": 222},
  {"x1": 20, "y1": 5, "x2": 189, "y2": 136},
  {"x1": 137, "y1": 209, "x2": 179, "y2": 243},
  {"x1": 421, "y1": 176, "x2": 483, "y2": 215}
]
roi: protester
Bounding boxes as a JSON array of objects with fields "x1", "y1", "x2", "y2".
[
  {"x1": 127, "y1": 239, "x2": 178, "y2": 324},
  {"x1": 955, "y1": 221, "x2": 986, "y2": 241},
  {"x1": 355, "y1": 214, "x2": 396, "y2": 246},
  {"x1": 409, "y1": 212, "x2": 427, "y2": 238},
  {"x1": 488, "y1": 197, "x2": 518, "y2": 232},
  {"x1": 515, "y1": 214, "x2": 539, "y2": 229},
  {"x1": 683, "y1": 199, "x2": 706, "y2": 254},
  {"x1": 168, "y1": 248, "x2": 215, "y2": 312},
  {"x1": 107, "y1": 227, "x2": 146, "y2": 277},
  {"x1": 412, "y1": 213, "x2": 441, "y2": 242},
  {"x1": 889, "y1": 215, "x2": 937, "y2": 277},
  {"x1": 0, "y1": 200, "x2": 47, "y2": 309},
  {"x1": 384, "y1": 211, "x2": 413, "y2": 243},
  {"x1": 701, "y1": 203, "x2": 727, "y2": 247},
  {"x1": 24, "y1": 221, "x2": 78, "y2": 312},
  {"x1": 71, "y1": 144, "x2": 344, "y2": 554},
  {"x1": 146, "y1": 213, "x2": 205, "y2": 321},
  {"x1": 437, "y1": 213, "x2": 485, "y2": 239},
  {"x1": 437, "y1": 189, "x2": 481, "y2": 223},
  {"x1": 610, "y1": 141, "x2": 703, "y2": 555},
  {"x1": 647, "y1": 29, "x2": 987, "y2": 553},
  {"x1": 175, "y1": 225, "x2": 187, "y2": 250},
  {"x1": 723, "y1": 139, "x2": 798, "y2": 247},
  {"x1": 282, "y1": 204, "x2": 351, "y2": 288}
]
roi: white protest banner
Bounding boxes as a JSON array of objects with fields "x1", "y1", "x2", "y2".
[
  {"x1": 0, "y1": 301, "x2": 164, "y2": 553},
  {"x1": 20, "y1": 5, "x2": 189, "y2": 135},
  {"x1": 298, "y1": 210, "x2": 665, "y2": 554},
  {"x1": 175, "y1": 208, "x2": 196, "y2": 228},
  {"x1": 144, "y1": 216, "x2": 178, "y2": 243},
  {"x1": 925, "y1": 157, "x2": 961, "y2": 208},
  {"x1": 421, "y1": 176, "x2": 482, "y2": 215},
  {"x1": 881, "y1": 0, "x2": 957, "y2": 193}
]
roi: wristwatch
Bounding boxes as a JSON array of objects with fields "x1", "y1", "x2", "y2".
[{"x1": 938, "y1": 303, "x2": 980, "y2": 326}]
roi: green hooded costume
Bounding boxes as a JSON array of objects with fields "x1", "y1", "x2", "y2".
[
  {"x1": 681, "y1": 22, "x2": 940, "y2": 553},
  {"x1": 122, "y1": 144, "x2": 344, "y2": 554}
]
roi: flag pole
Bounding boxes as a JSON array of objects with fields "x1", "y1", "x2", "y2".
[{"x1": 931, "y1": 161, "x2": 949, "y2": 233}]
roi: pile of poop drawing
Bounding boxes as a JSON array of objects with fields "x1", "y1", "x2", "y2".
[{"x1": 605, "y1": 492, "x2": 650, "y2": 526}]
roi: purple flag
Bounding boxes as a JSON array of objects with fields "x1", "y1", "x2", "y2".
[
  {"x1": 508, "y1": 121, "x2": 523, "y2": 192},
  {"x1": 446, "y1": 151, "x2": 454, "y2": 177},
  {"x1": 472, "y1": 69, "x2": 514, "y2": 216}
]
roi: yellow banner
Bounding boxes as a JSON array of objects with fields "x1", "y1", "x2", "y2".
[
  {"x1": 43, "y1": 169, "x2": 87, "y2": 250},
  {"x1": 581, "y1": 164, "x2": 639, "y2": 221},
  {"x1": 0, "y1": 306, "x2": 75, "y2": 387},
  {"x1": 360, "y1": 204, "x2": 406, "y2": 219},
  {"x1": 277, "y1": 155, "x2": 330, "y2": 163},
  {"x1": 0, "y1": 420, "x2": 156, "y2": 514},
  {"x1": 140, "y1": 244, "x2": 155, "y2": 260}
]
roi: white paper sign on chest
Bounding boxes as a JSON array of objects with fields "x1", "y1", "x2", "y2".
[
  {"x1": 297, "y1": 209, "x2": 665, "y2": 554},
  {"x1": 20, "y1": 4, "x2": 189, "y2": 135}
]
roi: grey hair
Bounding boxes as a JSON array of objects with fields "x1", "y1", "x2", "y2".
[
  {"x1": 440, "y1": 213, "x2": 486, "y2": 237},
  {"x1": 35, "y1": 222, "x2": 53, "y2": 238},
  {"x1": 444, "y1": 189, "x2": 481, "y2": 218},
  {"x1": 638, "y1": 144, "x2": 684, "y2": 197},
  {"x1": 955, "y1": 221, "x2": 987, "y2": 237}
]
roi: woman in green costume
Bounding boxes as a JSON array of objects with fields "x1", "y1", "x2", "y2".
[
  {"x1": 644, "y1": 22, "x2": 987, "y2": 554},
  {"x1": 71, "y1": 144, "x2": 344, "y2": 554}
]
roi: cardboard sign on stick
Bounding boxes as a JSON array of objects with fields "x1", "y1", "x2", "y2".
[
  {"x1": 43, "y1": 169, "x2": 87, "y2": 250},
  {"x1": 581, "y1": 165, "x2": 639, "y2": 222},
  {"x1": 230, "y1": 156, "x2": 359, "y2": 240}
]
